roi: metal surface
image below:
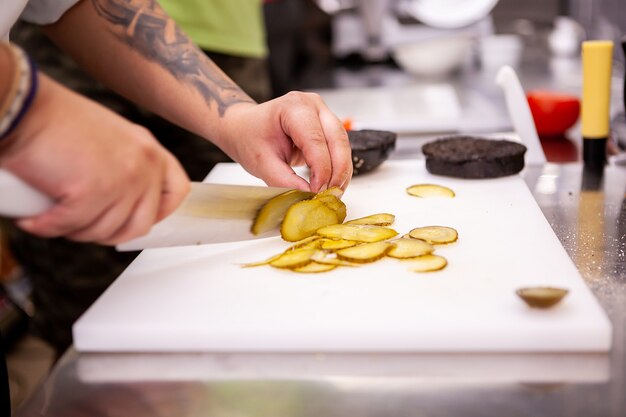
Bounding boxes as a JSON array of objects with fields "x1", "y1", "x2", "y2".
[
  {"x1": 14, "y1": 162, "x2": 626, "y2": 416},
  {"x1": 116, "y1": 183, "x2": 291, "y2": 251}
]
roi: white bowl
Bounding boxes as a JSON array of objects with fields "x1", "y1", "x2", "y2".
[
  {"x1": 405, "y1": 0, "x2": 499, "y2": 29},
  {"x1": 392, "y1": 37, "x2": 473, "y2": 78}
]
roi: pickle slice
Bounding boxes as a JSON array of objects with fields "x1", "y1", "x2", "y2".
[
  {"x1": 408, "y1": 226, "x2": 458, "y2": 244},
  {"x1": 292, "y1": 262, "x2": 338, "y2": 273},
  {"x1": 320, "y1": 239, "x2": 359, "y2": 250},
  {"x1": 406, "y1": 184, "x2": 455, "y2": 198},
  {"x1": 240, "y1": 253, "x2": 283, "y2": 268},
  {"x1": 345, "y1": 213, "x2": 395, "y2": 226},
  {"x1": 336, "y1": 241, "x2": 393, "y2": 263},
  {"x1": 313, "y1": 187, "x2": 344, "y2": 200},
  {"x1": 251, "y1": 189, "x2": 315, "y2": 235},
  {"x1": 317, "y1": 224, "x2": 398, "y2": 243},
  {"x1": 281, "y1": 199, "x2": 340, "y2": 242},
  {"x1": 516, "y1": 287, "x2": 569, "y2": 308},
  {"x1": 311, "y1": 250, "x2": 359, "y2": 266},
  {"x1": 269, "y1": 248, "x2": 316, "y2": 269},
  {"x1": 387, "y1": 238, "x2": 434, "y2": 259},
  {"x1": 314, "y1": 194, "x2": 347, "y2": 223},
  {"x1": 407, "y1": 254, "x2": 448, "y2": 272},
  {"x1": 286, "y1": 236, "x2": 323, "y2": 251}
]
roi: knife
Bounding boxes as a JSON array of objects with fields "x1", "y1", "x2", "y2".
[{"x1": 0, "y1": 168, "x2": 291, "y2": 251}]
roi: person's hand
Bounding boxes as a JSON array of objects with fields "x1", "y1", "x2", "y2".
[
  {"x1": 0, "y1": 74, "x2": 190, "y2": 245},
  {"x1": 216, "y1": 92, "x2": 353, "y2": 193}
]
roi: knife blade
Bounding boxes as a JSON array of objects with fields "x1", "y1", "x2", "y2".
[
  {"x1": 0, "y1": 168, "x2": 291, "y2": 250},
  {"x1": 117, "y1": 182, "x2": 292, "y2": 251}
]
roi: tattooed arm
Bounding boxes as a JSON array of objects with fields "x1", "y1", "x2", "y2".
[{"x1": 42, "y1": 0, "x2": 352, "y2": 192}]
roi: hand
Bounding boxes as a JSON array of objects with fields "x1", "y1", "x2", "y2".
[
  {"x1": 0, "y1": 73, "x2": 190, "y2": 245},
  {"x1": 217, "y1": 92, "x2": 353, "y2": 193}
]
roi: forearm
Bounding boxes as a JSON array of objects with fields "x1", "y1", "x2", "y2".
[
  {"x1": 42, "y1": 0, "x2": 254, "y2": 152},
  {"x1": 39, "y1": 0, "x2": 352, "y2": 192}
]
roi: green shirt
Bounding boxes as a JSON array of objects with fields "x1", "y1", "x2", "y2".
[{"x1": 160, "y1": 0, "x2": 267, "y2": 58}]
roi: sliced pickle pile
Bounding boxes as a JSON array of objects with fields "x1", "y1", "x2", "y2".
[
  {"x1": 244, "y1": 184, "x2": 460, "y2": 274},
  {"x1": 251, "y1": 186, "x2": 346, "y2": 241},
  {"x1": 406, "y1": 184, "x2": 455, "y2": 198},
  {"x1": 516, "y1": 287, "x2": 569, "y2": 309},
  {"x1": 244, "y1": 213, "x2": 457, "y2": 273}
]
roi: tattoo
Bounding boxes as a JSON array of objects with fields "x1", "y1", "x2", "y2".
[{"x1": 91, "y1": 0, "x2": 254, "y2": 116}]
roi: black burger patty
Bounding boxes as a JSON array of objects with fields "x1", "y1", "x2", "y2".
[
  {"x1": 422, "y1": 136, "x2": 527, "y2": 179},
  {"x1": 349, "y1": 129, "x2": 397, "y2": 175}
]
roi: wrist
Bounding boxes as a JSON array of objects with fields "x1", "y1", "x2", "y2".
[
  {"x1": 0, "y1": 43, "x2": 38, "y2": 144},
  {"x1": 205, "y1": 101, "x2": 257, "y2": 160}
]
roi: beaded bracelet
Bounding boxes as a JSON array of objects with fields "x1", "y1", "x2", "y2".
[{"x1": 0, "y1": 43, "x2": 38, "y2": 141}]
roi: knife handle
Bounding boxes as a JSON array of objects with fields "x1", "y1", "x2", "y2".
[{"x1": 0, "y1": 168, "x2": 54, "y2": 217}]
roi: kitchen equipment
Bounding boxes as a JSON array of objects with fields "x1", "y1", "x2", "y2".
[
  {"x1": 526, "y1": 90, "x2": 581, "y2": 137},
  {"x1": 403, "y1": 0, "x2": 499, "y2": 29},
  {"x1": 0, "y1": 168, "x2": 290, "y2": 249},
  {"x1": 581, "y1": 40, "x2": 613, "y2": 170},
  {"x1": 495, "y1": 65, "x2": 547, "y2": 165},
  {"x1": 331, "y1": 1, "x2": 495, "y2": 63},
  {"x1": 392, "y1": 36, "x2": 473, "y2": 78},
  {"x1": 72, "y1": 160, "x2": 611, "y2": 353}
]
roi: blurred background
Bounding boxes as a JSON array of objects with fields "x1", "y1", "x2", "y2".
[{"x1": 265, "y1": 0, "x2": 626, "y2": 92}]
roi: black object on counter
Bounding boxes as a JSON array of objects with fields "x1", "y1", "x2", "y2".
[
  {"x1": 348, "y1": 129, "x2": 397, "y2": 176},
  {"x1": 583, "y1": 138, "x2": 608, "y2": 172},
  {"x1": 422, "y1": 136, "x2": 527, "y2": 179}
]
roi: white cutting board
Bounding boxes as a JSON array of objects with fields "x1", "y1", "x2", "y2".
[
  {"x1": 73, "y1": 160, "x2": 612, "y2": 353},
  {"x1": 315, "y1": 84, "x2": 461, "y2": 133}
]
